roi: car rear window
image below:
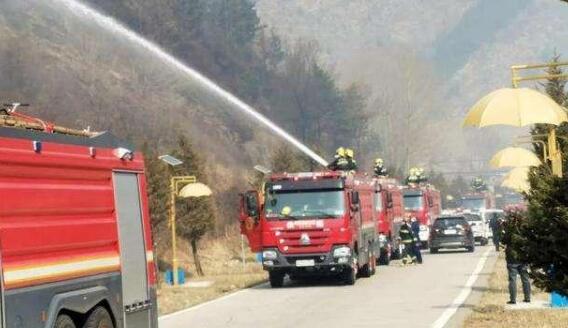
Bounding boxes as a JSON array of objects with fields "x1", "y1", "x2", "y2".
[
  {"x1": 464, "y1": 214, "x2": 482, "y2": 222},
  {"x1": 434, "y1": 217, "x2": 468, "y2": 228}
]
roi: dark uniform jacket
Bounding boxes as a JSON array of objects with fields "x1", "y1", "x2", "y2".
[{"x1": 399, "y1": 223, "x2": 416, "y2": 244}]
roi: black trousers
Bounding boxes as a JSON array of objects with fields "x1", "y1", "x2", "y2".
[
  {"x1": 412, "y1": 243, "x2": 423, "y2": 263},
  {"x1": 507, "y1": 263, "x2": 531, "y2": 302},
  {"x1": 492, "y1": 233, "x2": 500, "y2": 251}
]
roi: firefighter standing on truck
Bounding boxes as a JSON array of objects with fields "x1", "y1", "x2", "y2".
[
  {"x1": 328, "y1": 147, "x2": 350, "y2": 171},
  {"x1": 399, "y1": 217, "x2": 418, "y2": 264},
  {"x1": 345, "y1": 148, "x2": 358, "y2": 171},
  {"x1": 373, "y1": 158, "x2": 388, "y2": 176}
]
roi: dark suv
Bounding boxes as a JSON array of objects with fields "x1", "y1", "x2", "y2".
[{"x1": 429, "y1": 216, "x2": 475, "y2": 253}]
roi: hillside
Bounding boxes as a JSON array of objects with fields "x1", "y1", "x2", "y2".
[{"x1": 255, "y1": 0, "x2": 568, "y2": 171}]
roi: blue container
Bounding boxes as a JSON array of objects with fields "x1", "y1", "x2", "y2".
[
  {"x1": 177, "y1": 268, "x2": 186, "y2": 284},
  {"x1": 551, "y1": 291, "x2": 568, "y2": 308},
  {"x1": 164, "y1": 270, "x2": 173, "y2": 285},
  {"x1": 164, "y1": 268, "x2": 186, "y2": 285}
]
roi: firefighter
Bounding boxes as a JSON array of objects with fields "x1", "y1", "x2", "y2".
[
  {"x1": 281, "y1": 206, "x2": 292, "y2": 217},
  {"x1": 410, "y1": 216, "x2": 423, "y2": 264},
  {"x1": 345, "y1": 148, "x2": 358, "y2": 171},
  {"x1": 406, "y1": 167, "x2": 419, "y2": 184},
  {"x1": 373, "y1": 158, "x2": 388, "y2": 177},
  {"x1": 399, "y1": 217, "x2": 418, "y2": 265},
  {"x1": 328, "y1": 147, "x2": 350, "y2": 171}
]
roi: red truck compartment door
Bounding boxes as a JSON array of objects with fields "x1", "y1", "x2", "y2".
[{"x1": 114, "y1": 172, "x2": 151, "y2": 328}]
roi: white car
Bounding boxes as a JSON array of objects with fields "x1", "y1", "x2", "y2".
[{"x1": 464, "y1": 213, "x2": 489, "y2": 245}]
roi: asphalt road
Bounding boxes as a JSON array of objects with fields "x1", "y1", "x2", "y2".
[{"x1": 160, "y1": 246, "x2": 497, "y2": 328}]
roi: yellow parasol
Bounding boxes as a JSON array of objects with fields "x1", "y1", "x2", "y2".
[
  {"x1": 178, "y1": 182, "x2": 213, "y2": 198},
  {"x1": 501, "y1": 167, "x2": 530, "y2": 193},
  {"x1": 463, "y1": 88, "x2": 568, "y2": 127},
  {"x1": 490, "y1": 147, "x2": 542, "y2": 168}
]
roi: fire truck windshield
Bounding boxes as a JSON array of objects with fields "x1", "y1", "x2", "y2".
[
  {"x1": 403, "y1": 195, "x2": 423, "y2": 210},
  {"x1": 264, "y1": 190, "x2": 345, "y2": 219},
  {"x1": 461, "y1": 198, "x2": 484, "y2": 210}
]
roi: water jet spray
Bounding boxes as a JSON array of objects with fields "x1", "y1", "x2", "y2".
[{"x1": 53, "y1": 0, "x2": 329, "y2": 167}]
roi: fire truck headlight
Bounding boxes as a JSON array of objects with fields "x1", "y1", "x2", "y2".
[
  {"x1": 378, "y1": 234, "x2": 387, "y2": 243},
  {"x1": 333, "y1": 246, "x2": 351, "y2": 258},
  {"x1": 262, "y1": 250, "x2": 278, "y2": 260}
]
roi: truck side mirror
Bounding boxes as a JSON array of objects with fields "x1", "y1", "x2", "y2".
[{"x1": 245, "y1": 191, "x2": 260, "y2": 220}]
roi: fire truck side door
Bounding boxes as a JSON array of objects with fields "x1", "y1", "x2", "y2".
[
  {"x1": 113, "y1": 173, "x2": 151, "y2": 328},
  {"x1": 239, "y1": 191, "x2": 262, "y2": 252}
]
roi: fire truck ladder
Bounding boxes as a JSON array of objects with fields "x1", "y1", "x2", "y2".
[{"x1": 0, "y1": 103, "x2": 96, "y2": 137}]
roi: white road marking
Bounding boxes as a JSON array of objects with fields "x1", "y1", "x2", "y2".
[
  {"x1": 158, "y1": 282, "x2": 269, "y2": 323},
  {"x1": 431, "y1": 248, "x2": 492, "y2": 328}
]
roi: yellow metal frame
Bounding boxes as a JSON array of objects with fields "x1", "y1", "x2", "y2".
[
  {"x1": 170, "y1": 175, "x2": 196, "y2": 286},
  {"x1": 511, "y1": 62, "x2": 567, "y2": 177}
]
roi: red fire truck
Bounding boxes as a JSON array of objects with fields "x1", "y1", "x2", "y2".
[
  {"x1": 374, "y1": 178, "x2": 404, "y2": 265},
  {"x1": 239, "y1": 171, "x2": 378, "y2": 287},
  {"x1": 402, "y1": 184, "x2": 441, "y2": 248},
  {"x1": 459, "y1": 192, "x2": 496, "y2": 213},
  {"x1": 0, "y1": 111, "x2": 157, "y2": 328}
]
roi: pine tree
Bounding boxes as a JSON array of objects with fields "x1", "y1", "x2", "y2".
[
  {"x1": 172, "y1": 136, "x2": 216, "y2": 276},
  {"x1": 517, "y1": 54, "x2": 568, "y2": 296}
]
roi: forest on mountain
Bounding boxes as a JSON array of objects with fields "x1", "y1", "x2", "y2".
[{"x1": 0, "y1": 0, "x2": 375, "y2": 270}]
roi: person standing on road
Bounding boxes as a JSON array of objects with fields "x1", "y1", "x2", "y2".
[
  {"x1": 489, "y1": 214, "x2": 503, "y2": 251},
  {"x1": 410, "y1": 216, "x2": 423, "y2": 264},
  {"x1": 399, "y1": 218, "x2": 418, "y2": 264},
  {"x1": 501, "y1": 214, "x2": 531, "y2": 305}
]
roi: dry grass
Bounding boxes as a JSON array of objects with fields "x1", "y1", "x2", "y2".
[
  {"x1": 464, "y1": 254, "x2": 568, "y2": 328},
  {"x1": 156, "y1": 227, "x2": 267, "y2": 315}
]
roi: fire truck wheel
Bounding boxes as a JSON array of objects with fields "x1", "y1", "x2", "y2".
[
  {"x1": 344, "y1": 266, "x2": 356, "y2": 285},
  {"x1": 379, "y1": 249, "x2": 390, "y2": 266},
  {"x1": 269, "y1": 271, "x2": 285, "y2": 288},
  {"x1": 391, "y1": 247, "x2": 401, "y2": 260},
  {"x1": 54, "y1": 314, "x2": 76, "y2": 328},
  {"x1": 84, "y1": 307, "x2": 114, "y2": 328}
]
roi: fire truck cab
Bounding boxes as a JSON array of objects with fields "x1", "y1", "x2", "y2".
[
  {"x1": 402, "y1": 185, "x2": 441, "y2": 248},
  {"x1": 239, "y1": 171, "x2": 378, "y2": 287},
  {"x1": 0, "y1": 113, "x2": 157, "y2": 328},
  {"x1": 460, "y1": 192, "x2": 496, "y2": 213},
  {"x1": 373, "y1": 178, "x2": 403, "y2": 265}
]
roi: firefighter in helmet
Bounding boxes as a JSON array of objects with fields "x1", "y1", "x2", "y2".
[
  {"x1": 281, "y1": 206, "x2": 292, "y2": 217},
  {"x1": 328, "y1": 147, "x2": 350, "y2": 171},
  {"x1": 345, "y1": 148, "x2": 358, "y2": 171},
  {"x1": 406, "y1": 167, "x2": 419, "y2": 184},
  {"x1": 399, "y1": 216, "x2": 418, "y2": 265},
  {"x1": 373, "y1": 158, "x2": 388, "y2": 177}
]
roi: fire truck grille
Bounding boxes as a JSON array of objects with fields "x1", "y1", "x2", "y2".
[{"x1": 279, "y1": 229, "x2": 330, "y2": 253}]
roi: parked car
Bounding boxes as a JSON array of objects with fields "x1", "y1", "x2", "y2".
[
  {"x1": 463, "y1": 213, "x2": 489, "y2": 245},
  {"x1": 429, "y1": 216, "x2": 475, "y2": 253}
]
